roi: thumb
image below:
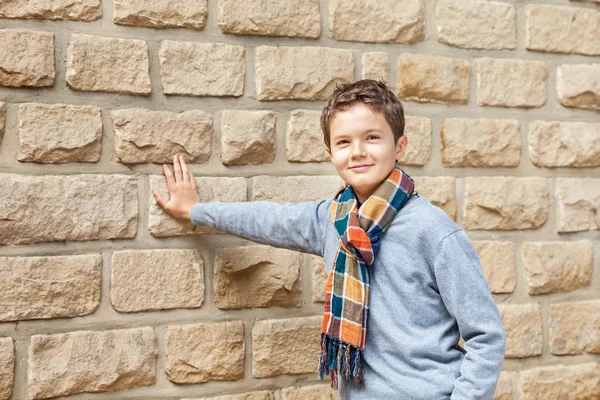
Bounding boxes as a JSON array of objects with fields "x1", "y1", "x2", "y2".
[{"x1": 153, "y1": 191, "x2": 169, "y2": 210}]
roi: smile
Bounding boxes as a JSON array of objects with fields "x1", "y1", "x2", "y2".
[{"x1": 349, "y1": 164, "x2": 373, "y2": 172}]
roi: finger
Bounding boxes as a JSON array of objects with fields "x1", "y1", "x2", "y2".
[
  {"x1": 162, "y1": 164, "x2": 175, "y2": 191},
  {"x1": 189, "y1": 170, "x2": 197, "y2": 190},
  {"x1": 153, "y1": 191, "x2": 168, "y2": 210},
  {"x1": 173, "y1": 154, "x2": 183, "y2": 183},
  {"x1": 179, "y1": 155, "x2": 190, "y2": 185}
]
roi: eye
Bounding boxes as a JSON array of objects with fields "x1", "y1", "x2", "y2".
[
  {"x1": 367, "y1": 135, "x2": 380, "y2": 140},
  {"x1": 336, "y1": 140, "x2": 349, "y2": 146}
]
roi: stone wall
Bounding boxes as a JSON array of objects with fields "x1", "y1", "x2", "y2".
[{"x1": 0, "y1": 0, "x2": 599, "y2": 399}]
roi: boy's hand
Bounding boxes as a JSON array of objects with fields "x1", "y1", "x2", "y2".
[{"x1": 153, "y1": 154, "x2": 200, "y2": 221}]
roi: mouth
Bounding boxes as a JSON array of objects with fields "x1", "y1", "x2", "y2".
[{"x1": 349, "y1": 164, "x2": 374, "y2": 172}]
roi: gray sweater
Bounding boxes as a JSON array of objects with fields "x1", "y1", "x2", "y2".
[{"x1": 190, "y1": 193, "x2": 506, "y2": 399}]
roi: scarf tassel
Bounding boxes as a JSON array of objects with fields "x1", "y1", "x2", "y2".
[{"x1": 318, "y1": 333, "x2": 364, "y2": 389}]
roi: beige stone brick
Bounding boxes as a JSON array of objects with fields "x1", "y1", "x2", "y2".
[
  {"x1": 550, "y1": 301, "x2": 600, "y2": 355},
  {"x1": 555, "y1": 178, "x2": 600, "y2": 233},
  {"x1": 0, "y1": 255, "x2": 100, "y2": 322},
  {"x1": 329, "y1": 0, "x2": 424, "y2": 43},
  {"x1": 498, "y1": 304, "x2": 542, "y2": 358},
  {"x1": 286, "y1": 110, "x2": 329, "y2": 163},
  {"x1": 281, "y1": 384, "x2": 340, "y2": 400},
  {"x1": 0, "y1": 103, "x2": 5, "y2": 145},
  {"x1": 184, "y1": 391, "x2": 274, "y2": 400},
  {"x1": 159, "y1": 41, "x2": 244, "y2": 97},
  {"x1": 0, "y1": 29, "x2": 54, "y2": 87},
  {"x1": 522, "y1": 241, "x2": 593, "y2": 295},
  {"x1": 215, "y1": 246, "x2": 301, "y2": 309},
  {"x1": 114, "y1": 0, "x2": 207, "y2": 29},
  {"x1": 529, "y1": 121, "x2": 600, "y2": 167},
  {"x1": 525, "y1": 4, "x2": 600, "y2": 56},
  {"x1": 111, "y1": 249, "x2": 204, "y2": 313},
  {"x1": 0, "y1": 174, "x2": 137, "y2": 245},
  {"x1": 149, "y1": 175, "x2": 246, "y2": 237},
  {"x1": 0, "y1": 338, "x2": 14, "y2": 400},
  {"x1": 252, "y1": 176, "x2": 343, "y2": 203},
  {"x1": 464, "y1": 177, "x2": 548, "y2": 230},
  {"x1": 255, "y1": 46, "x2": 353, "y2": 101},
  {"x1": 436, "y1": 0, "x2": 516, "y2": 50},
  {"x1": 66, "y1": 34, "x2": 150, "y2": 95},
  {"x1": 397, "y1": 53, "x2": 470, "y2": 105},
  {"x1": 399, "y1": 116, "x2": 432, "y2": 166},
  {"x1": 475, "y1": 58, "x2": 548, "y2": 108},
  {"x1": 0, "y1": 0, "x2": 101, "y2": 21},
  {"x1": 28, "y1": 328, "x2": 156, "y2": 399},
  {"x1": 572, "y1": 0, "x2": 600, "y2": 3},
  {"x1": 253, "y1": 316, "x2": 321, "y2": 377},
  {"x1": 312, "y1": 255, "x2": 327, "y2": 303},
  {"x1": 556, "y1": 64, "x2": 600, "y2": 110},
  {"x1": 221, "y1": 110, "x2": 276, "y2": 165},
  {"x1": 494, "y1": 371, "x2": 513, "y2": 400},
  {"x1": 441, "y1": 118, "x2": 520, "y2": 167},
  {"x1": 17, "y1": 103, "x2": 102, "y2": 163},
  {"x1": 520, "y1": 363, "x2": 600, "y2": 400},
  {"x1": 413, "y1": 176, "x2": 456, "y2": 221},
  {"x1": 362, "y1": 52, "x2": 389, "y2": 80},
  {"x1": 219, "y1": 0, "x2": 319, "y2": 38},
  {"x1": 165, "y1": 321, "x2": 244, "y2": 383},
  {"x1": 472, "y1": 241, "x2": 516, "y2": 294},
  {"x1": 112, "y1": 108, "x2": 212, "y2": 164}
]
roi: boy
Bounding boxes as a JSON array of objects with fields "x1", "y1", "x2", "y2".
[{"x1": 153, "y1": 80, "x2": 506, "y2": 399}]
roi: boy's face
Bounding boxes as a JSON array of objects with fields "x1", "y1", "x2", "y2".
[{"x1": 326, "y1": 102, "x2": 407, "y2": 203}]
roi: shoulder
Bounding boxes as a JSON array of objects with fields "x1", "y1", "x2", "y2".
[{"x1": 394, "y1": 194, "x2": 461, "y2": 240}]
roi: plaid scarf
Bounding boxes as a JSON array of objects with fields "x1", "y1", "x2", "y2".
[{"x1": 318, "y1": 167, "x2": 415, "y2": 389}]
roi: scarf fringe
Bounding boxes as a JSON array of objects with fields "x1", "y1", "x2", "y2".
[{"x1": 318, "y1": 333, "x2": 364, "y2": 389}]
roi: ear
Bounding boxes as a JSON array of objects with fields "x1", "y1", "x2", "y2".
[
  {"x1": 325, "y1": 146, "x2": 332, "y2": 158},
  {"x1": 395, "y1": 135, "x2": 408, "y2": 162}
]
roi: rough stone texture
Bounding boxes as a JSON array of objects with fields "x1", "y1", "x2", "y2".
[
  {"x1": 252, "y1": 176, "x2": 343, "y2": 203},
  {"x1": 219, "y1": 0, "x2": 319, "y2": 38},
  {"x1": 184, "y1": 391, "x2": 274, "y2": 400},
  {"x1": 312, "y1": 255, "x2": 327, "y2": 303},
  {"x1": 28, "y1": 328, "x2": 157, "y2": 399},
  {"x1": 362, "y1": 52, "x2": 389, "y2": 81},
  {"x1": 474, "y1": 58, "x2": 548, "y2": 108},
  {"x1": 165, "y1": 321, "x2": 244, "y2": 383},
  {"x1": 436, "y1": 0, "x2": 516, "y2": 50},
  {"x1": 413, "y1": 176, "x2": 456, "y2": 221},
  {"x1": 522, "y1": 241, "x2": 593, "y2": 296},
  {"x1": 111, "y1": 249, "x2": 204, "y2": 313},
  {"x1": 0, "y1": 255, "x2": 101, "y2": 322},
  {"x1": 66, "y1": 34, "x2": 150, "y2": 95},
  {"x1": 399, "y1": 116, "x2": 432, "y2": 166},
  {"x1": 525, "y1": 4, "x2": 600, "y2": 56},
  {"x1": 255, "y1": 46, "x2": 354, "y2": 101},
  {"x1": 441, "y1": 118, "x2": 521, "y2": 167},
  {"x1": 159, "y1": 41, "x2": 245, "y2": 97},
  {"x1": 112, "y1": 108, "x2": 212, "y2": 164},
  {"x1": 464, "y1": 177, "x2": 548, "y2": 230},
  {"x1": 556, "y1": 64, "x2": 600, "y2": 111},
  {"x1": 520, "y1": 363, "x2": 600, "y2": 400},
  {"x1": 281, "y1": 385, "x2": 340, "y2": 400},
  {"x1": 494, "y1": 371, "x2": 513, "y2": 400},
  {"x1": 472, "y1": 241, "x2": 516, "y2": 294},
  {"x1": 529, "y1": 121, "x2": 600, "y2": 168},
  {"x1": 221, "y1": 110, "x2": 276, "y2": 165},
  {"x1": 214, "y1": 246, "x2": 302, "y2": 309},
  {"x1": 329, "y1": 0, "x2": 425, "y2": 44},
  {"x1": 555, "y1": 178, "x2": 600, "y2": 233},
  {"x1": 253, "y1": 316, "x2": 321, "y2": 377},
  {"x1": 498, "y1": 304, "x2": 543, "y2": 358},
  {"x1": 0, "y1": 103, "x2": 6, "y2": 145},
  {"x1": 286, "y1": 110, "x2": 329, "y2": 163},
  {"x1": 0, "y1": 0, "x2": 101, "y2": 21},
  {"x1": 0, "y1": 174, "x2": 137, "y2": 245},
  {"x1": 114, "y1": 0, "x2": 207, "y2": 30},
  {"x1": 549, "y1": 301, "x2": 600, "y2": 356},
  {"x1": 0, "y1": 29, "x2": 54, "y2": 87},
  {"x1": 149, "y1": 175, "x2": 246, "y2": 237},
  {"x1": 17, "y1": 103, "x2": 102, "y2": 163},
  {"x1": 0, "y1": 338, "x2": 14, "y2": 400},
  {"x1": 397, "y1": 54, "x2": 470, "y2": 105}
]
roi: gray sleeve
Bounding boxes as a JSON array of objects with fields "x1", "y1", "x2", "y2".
[
  {"x1": 433, "y1": 230, "x2": 506, "y2": 400},
  {"x1": 189, "y1": 199, "x2": 332, "y2": 256}
]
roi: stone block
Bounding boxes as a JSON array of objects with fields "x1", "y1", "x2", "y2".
[
  {"x1": 252, "y1": 176, "x2": 343, "y2": 203},
  {"x1": 556, "y1": 64, "x2": 600, "y2": 110},
  {"x1": 184, "y1": 391, "x2": 273, "y2": 400},
  {"x1": 255, "y1": 46, "x2": 353, "y2": 101},
  {"x1": 550, "y1": 301, "x2": 600, "y2": 355},
  {"x1": 0, "y1": 174, "x2": 137, "y2": 245},
  {"x1": 0, "y1": 29, "x2": 54, "y2": 87},
  {"x1": 494, "y1": 371, "x2": 513, "y2": 400},
  {"x1": 281, "y1": 384, "x2": 340, "y2": 400},
  {"x1": 112, "y1": 108, "x2": 212, "y2": 164},
  {"x1": 472, "y1": 241, "x2": 516, "y2": 294},
  {"x1": 555, "y1": 178, "x2": 600, "y2": 232},
  {"x1": 529, "y1": 121, "x2": 600, "y2": 167},
  {"x1": 520, "y1": 363, "x2": 600, "y2": 400},
  {"x1": 221, "y1": 110, "x2": 276, "y2": 165},
  {"x1": 114, "y1": 0, "x2": 207, "y2": 29},
  {"x1": 0, "y1": 338, "x2": 14, "y2": 400},
  {"x1": 286, "y1": 110, "x2": 329, "y2": 163},
  {"x1": 0, "y1": 103, "x2": 6, "y2": 145},
  {"x1": 362, "y1": 52, "x2": 389, "y2": 81},
  {"x1": 399, "y1": 116, "x2": 432, "y2": 166},
  {"x1": 17, "y1": 103, "x2": 102, "y2": 163},
  {"x1": 0, "y1": 0, "x2": 101, "y2": 20},
  {"x1": 413, "y1": 176, "x2": 456, "y2": 221},
  {"x1": 498, "y1": 304, "x2": 543, "y2": 358}
]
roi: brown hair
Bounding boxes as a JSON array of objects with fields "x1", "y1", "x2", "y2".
[{"x1": 321, "y1": 79, "x2": 405, "y2": 150}]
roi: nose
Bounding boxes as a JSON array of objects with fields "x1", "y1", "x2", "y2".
[{"x1": 350, "y1": 141, "x2": 366, "y2": 159}]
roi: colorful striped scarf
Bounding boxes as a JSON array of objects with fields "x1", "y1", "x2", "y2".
[{"x1": 318, "y1": 167, "x2": 415, "y2": 388}]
